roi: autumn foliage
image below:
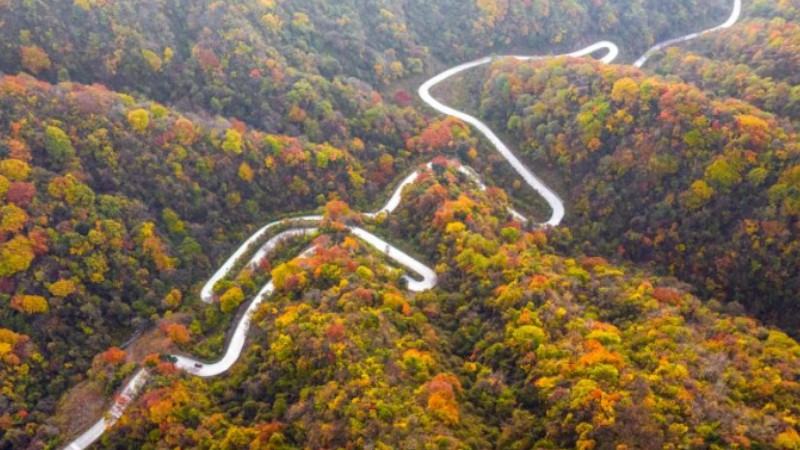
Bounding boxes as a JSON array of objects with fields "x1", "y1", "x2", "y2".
[
  {"x1": 0, "y1": 0, "x2": 798, "y2": 448},
  {"x1": 98, "y1": 347, "x2": 127, "y2": 366},
  {"x1": 9, "y1": 295, "x2": 49, "y2": 315},
  {"x1": 479, "y1": 56, "x2": 800, "y2": 332},
  {"x1": 161, "y1": 323, "x2": 191, "y2": 346}
]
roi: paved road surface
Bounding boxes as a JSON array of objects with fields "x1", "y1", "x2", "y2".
[
  {"x1": 634, "y1": 0, "x2": 741, "y2": 67},
  {"x1": 418, "y1": 42, "x2": 619, "y2": 227}
]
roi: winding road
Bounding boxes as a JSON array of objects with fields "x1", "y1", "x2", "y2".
[
  {"x1": 62, "y1": 1, "x2": 742, "y2": 448},
  {"x1": 64, "y1": 162, "x2": 444, "y2": 450},
  {"x1": 419, "y1": 41, "x2": 619, "y2": 227},
  {"x1": 634, "y1": 0, "x2": 742, "y2": 68}
]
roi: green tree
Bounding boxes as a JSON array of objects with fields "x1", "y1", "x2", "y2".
[{"x1": 44, "y1": 125, "x2": 76, "y2": 167}]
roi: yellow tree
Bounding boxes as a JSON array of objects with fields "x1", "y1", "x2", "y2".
[
  {"x1": 0, "y1": 204, "x2": 28, "y2": 234},
  {"x1": 0, "y1": 159, "x2": 31, "y2": 181},
  {"x1": 222, "y1": 129, "x2": 243, "y2": 154},
  {"x1": 610, "y1": 78, "x2": 639, "y2": 108},
  {"x1": 220, "y1": 287, "x2": 245, "y2": 313},
  {"x1": 127, "y1": 109, "x2": 150, "y2": 134},
  {"x1": 48, "y1": 279, "x2": 77, "y2": 297},
  {"x1": 10, "y1": 295, "x2": 49, "y2": 314},
  {"x1": 238, "y1": 162, "x2": 254, "y2": 182},
  {"x1": 0, "y1": 235, "x2": 35, "y2": 276}
]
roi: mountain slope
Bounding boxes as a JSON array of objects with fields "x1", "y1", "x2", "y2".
[
  {"x1": 0, "y1": 72, "x2": 436, "y2": 449},
  {"x1": 469, "y1": 57, "x2": 800, "y2": 333},
  {"x1": 87, "y1": 162, "x2": 800, "y2": 449},
  {"x1": 0, "y1": 0, "x2": 731, "y2": 134}
]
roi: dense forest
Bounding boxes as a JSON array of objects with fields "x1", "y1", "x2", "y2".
[
  {"x1": 649, "y1": 9, "x2": 800, "y2": 119},
  {"x1": 92, "y1": 165, "x2": 800, "y2": 449},
  {"x1": 0, "y1": 0, "x2": 731, "y2": 134},
  {"x1": 459, "y1": 0, "x2": 800, "y2": 335},
  {"x1": 0, "y1": 0, "x2": 798, "y2": 449},
  {"x1": 474, "y1": 56, "x2": 800, "y2": 332},
  {"x1": 0, "y1": 72, "x2": 438, "y2": 448}
]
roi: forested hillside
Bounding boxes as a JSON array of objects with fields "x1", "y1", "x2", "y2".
[
  {"x1": 471, "y1": 55, "x2": 800, "y2": 333},
  {"x1": 648, "y1": 14, "x2": 800, "y2": 119},
  {"x1": 89, "y1": 164, "x2": 800, "y2": 449},
  {"x1": 0, "y1": 73, "x2": 437, "y2": 448},
  {"x1": 461, "y1": 0, "x2": 800, "y2": 333},
  {"x1": 0, "y1": 0, "x2": 730, "y2": 133},
  {"x1": 0, "y1": 0, "x2": 799, "y2": 449}
]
